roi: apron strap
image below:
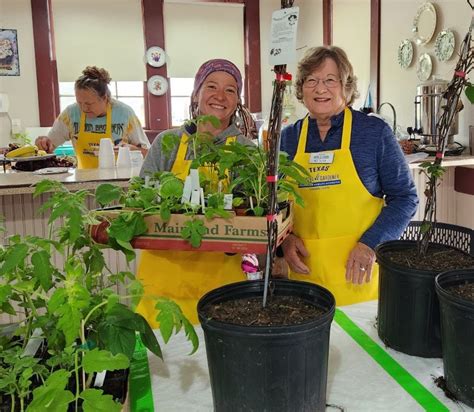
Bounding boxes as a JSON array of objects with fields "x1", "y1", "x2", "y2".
[{"x1": 340, "y1": 107, "x2": 352, "y2": 150}]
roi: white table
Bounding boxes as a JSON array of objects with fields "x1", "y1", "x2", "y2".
[{"x1": 131, "y1": 301, "x2": 472, "y2": 412}]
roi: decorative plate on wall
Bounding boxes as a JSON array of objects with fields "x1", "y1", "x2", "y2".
[
  {"x1": 397, "y1": 39, "x2": 414, "y2": 69},
  {"x1": 147, "y1": 75, "x2": 168, "y2": 96},
  {"x1": 412, "y1": 2, "x2": 437, "y2": 46},
  {"x1": 434, "y1": 29, "x2": 455, "y2": 62},
  {"x1": 417, "y1": 53, "x2": 433, "y2": 82},
  {"x1": 145, "y1": 46, "x2": 166, "y2": 68}
]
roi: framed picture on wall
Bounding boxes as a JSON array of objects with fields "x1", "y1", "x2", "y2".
[{"x1": 0, "y1": 29, "x2": 20, "y2": 76}]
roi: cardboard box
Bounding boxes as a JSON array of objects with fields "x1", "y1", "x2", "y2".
[{"x1": 98, "y1": 204, "x2": 293, "y2": 254}]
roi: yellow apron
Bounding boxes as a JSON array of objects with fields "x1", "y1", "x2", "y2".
[
  {"x1": 74, "y1": 104, "x2": 113, "y2": 169},
  {"x1": 136, "y1": 134, "x2": 244, "y2": 326},
  {"x1": 291, "y1": 108, "x2": 384, "y2": 305}
]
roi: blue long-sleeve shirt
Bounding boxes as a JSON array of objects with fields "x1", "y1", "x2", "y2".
[{"x1": 280, "y1": 108, "x2": 419, "y2": 249}]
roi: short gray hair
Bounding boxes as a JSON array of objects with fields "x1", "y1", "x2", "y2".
[{"x1": 295, "y1": 46, "x2": 359, "y2": 106}]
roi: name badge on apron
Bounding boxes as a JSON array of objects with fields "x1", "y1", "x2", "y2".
[{"x1": 309, "y1": 151, "x2": 334, "y2": 164}]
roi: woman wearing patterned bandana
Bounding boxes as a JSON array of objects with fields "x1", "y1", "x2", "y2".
[{"x1": 137, "y1": 59, "x2": 255, "y2": 325}]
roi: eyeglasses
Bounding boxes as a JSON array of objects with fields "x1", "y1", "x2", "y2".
[{"x1": 303, "y1": 77, "x2": 341, "y2": 89}]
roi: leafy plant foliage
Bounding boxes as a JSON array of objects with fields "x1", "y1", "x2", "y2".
[{"x1": 0, "y1": 180, "x2": 198, "y2": 411}]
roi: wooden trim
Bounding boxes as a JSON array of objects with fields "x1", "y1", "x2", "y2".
[
  {"x1": 370, "y1": 0, "x2": 381, "y2": 109},
  {"x1": 31, "y1": 0, "x2": 59, "y2": 126},
  {"x1": 244, "y1": 0, "x2": 261, "y2": 112},
  {"x1": 322, "y1": 0, "x2": 333, "y2": 46},
  {"x1": 141, "y1": 0, "x2": 171, "y2": 132},
  {"x1": 455, "y1": 167, "x2": 474, "y2": 195}
]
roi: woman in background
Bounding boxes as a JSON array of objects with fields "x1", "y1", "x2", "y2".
[
  {"x1": 35, "y1": 66, "x2": 149, "y2": 169},
  {"x1": 138, "y1": 59, "x2": 255, "y2": 325}
]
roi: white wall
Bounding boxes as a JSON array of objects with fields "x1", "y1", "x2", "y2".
[
  {"x1": 0, "y1": 0, "x2": 39, "y2": 130},
  {"x1": 333, "y1": 0, "x2": 370, "y2": 111},
  {"x1": 259, "y1": 0, "x2": 323, "y2": 119},
  {"x1": 52, "y1": 0, "x2": 146, "y2": 82},
  {"x1": 381, "y1": 0, "x2": 473, "y2": 146}
]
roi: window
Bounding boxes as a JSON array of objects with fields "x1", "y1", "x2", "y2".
[
  {"x1": 58, "y1": 81, "x2": 145, "y2": 126},
  {"x1": 170, "y1": 78, "x2": 194, "y2": 127}
]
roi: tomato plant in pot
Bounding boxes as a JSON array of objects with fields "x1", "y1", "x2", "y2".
[
  {"x1": 375, "y1": 11, "x2": 474, "y2": 361},
  {"x1": 194, "y1": 12, "x2": 336, "y2": 411},
  {"x1": 0, "y1": 180, "x2": 198, "y2": 412}
]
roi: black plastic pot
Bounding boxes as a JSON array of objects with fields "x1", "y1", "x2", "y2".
[
  {"x1": 197, "y1": 279, "x2": 335, "y2": 412},
  {"x1": 435, "y1": 269, "x2": 474, "y2": 408},
  {"x1": 376, "y1": 240, "x2": 443, "y2": 358}
]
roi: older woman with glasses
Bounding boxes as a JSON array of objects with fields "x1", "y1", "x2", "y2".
[{"x1": 279, "y1": 46, "x2": 418, "y2": 306}]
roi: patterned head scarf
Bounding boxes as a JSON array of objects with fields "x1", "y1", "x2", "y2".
[{"x1": 192, "y1": 59, "x2": 243, "y2": 97}]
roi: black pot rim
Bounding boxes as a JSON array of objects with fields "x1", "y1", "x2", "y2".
[
  {"x1": 376, "y1": 239, "x2": 471, "y2": 277},
  {"x1": 197, "y1": 279, "x2": 336, "y2": 333},
  {"x1": 435, "y1": 269, "x2": 474, "y2": 310}
]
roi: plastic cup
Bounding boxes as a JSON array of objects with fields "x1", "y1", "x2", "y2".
[
  {"x1": 116, "y1": 146, "x2": 132, "y2": 168},
  {"x1": 98, "y1": 138, "x2": 115, "y2": 169},
  {"x1": 130, "y1": 150, "x2": 144, "y2": 169}
]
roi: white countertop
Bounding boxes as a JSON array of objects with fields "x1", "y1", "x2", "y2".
[
  {"x1": 0, "y1": 167, "x2": 140, "y2": 195},
  {"x1": 407, "y1": 154, "x2": 474, "y2": 169}
]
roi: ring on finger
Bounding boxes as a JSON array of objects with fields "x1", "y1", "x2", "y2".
[{"x1": 359, "y1": 265, "x2": 367, "y2": 272}]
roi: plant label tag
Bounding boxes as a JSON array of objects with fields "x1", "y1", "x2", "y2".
[
  {"x1": 182, "y1": 176, "x2": 192, "y2": 204},
  {"x1": 223, "y1": 193, "x2": 233, "y2": 210},
  {"x1": 268, "y1": 6, "x2": 299, "y2": 65},
  {"x1": 200, "y1": 188, "x2": 206, "y2": 212},
  {"x1": 21, "y1": 328, "x2": 44, "y2": 357},
  {"x1": 94, "y1": 371, "x2": 106, "y2": 388},
  {"x1": 190, "y1": 189, "x2": 200, "y2": 206},
  {"x1": 189, "y1": 169, "x2": 200, "y2": 192},
  {"x1": 309, "y1": 151, "x2": 334, "y2": 164}
]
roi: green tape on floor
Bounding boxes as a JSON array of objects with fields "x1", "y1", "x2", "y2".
[
  {"x1": 129, "y1": 335, "x2": 155, "y2": 412},
  {"x1": 335, "y1": 309, "x2": 448, "y2": 412}
]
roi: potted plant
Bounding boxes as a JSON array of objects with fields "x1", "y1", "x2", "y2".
[
  {"x1": 90, "y1": 115, "x2": 310, "y2": 254},
  {"x1": 375, "y1": 12, "x2": 474, "y2": 359},
  {"x1": 0, "y1": 179, "x2": 198, "y2": 411},
  {"x1": 435, "y1": 268, "x2": 474, "y2": 407}
]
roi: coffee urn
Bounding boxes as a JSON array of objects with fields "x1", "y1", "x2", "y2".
[{"x1": 414, "y1": 78, "x2": 459, "y2": 145}]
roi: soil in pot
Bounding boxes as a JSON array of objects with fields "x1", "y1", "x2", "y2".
[
  {"x1": 202, "y1": 295, "x2": 326, "y2": 326},
  {"x1": 382, "y1": 243, "x2": 474, "y2": 271},
  {"x1": 446, "y1": 282, "x2": 474, "y2": 302}
]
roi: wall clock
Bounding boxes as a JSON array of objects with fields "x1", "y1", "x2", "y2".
[{"x1": 434, "y1": 29, "x2": 455, "y2": 62}]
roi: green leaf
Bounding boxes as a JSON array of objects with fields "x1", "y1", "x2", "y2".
[
  {"x1": 134, "y1": 313, "x2": 163, "y2": 359},
  {"x1": 95, "y1": 184, "x2": 123, "y2": 206},
  {"x1": 31, "y1": 250, "x2": 53, "y2": 291},
  {"x1": 155, "y1": 297, "x2": 199, "y2": 354},
  {"x1": 420, "y1": 221, "x2": 432, "y2": 234},
  {"x1": 0, "y1": 243, "x2": 28, "y2": 274},
  {"x1": 26, "y1": 370, "x2": 74, "y2": 412},
  {"x1": 197, "y1": 114, "x2": 221, "y2": 129},
  {"x1": 160, "y1": 178, "x2": 183, "y2": 199},
  {"x1": 98, "y1": 304, "x2": 139, "y2": 358},
  {"x1": 465, "y1": 84, "x2": 474, "y2": 104},
  {"x1": 82, "y1": 349, "x2": 129, "y2": 373},
  {"x1": 80, "y1": 388, "x2": 123, "y2": 412}
]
